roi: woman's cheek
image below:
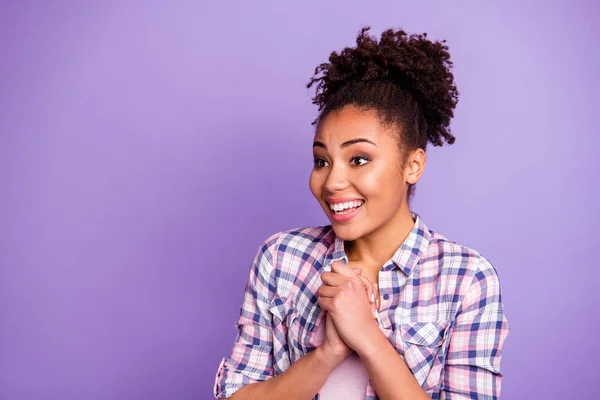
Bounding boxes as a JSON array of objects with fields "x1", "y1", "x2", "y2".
[{"x1": 308, "y1": 171, "x2": 320, "y2": 198}]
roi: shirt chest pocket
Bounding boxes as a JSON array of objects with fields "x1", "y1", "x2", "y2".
[{"x1": 395, "y1": 320, "x2": 451, "y2": 391}]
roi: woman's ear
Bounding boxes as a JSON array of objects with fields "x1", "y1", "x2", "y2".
[{"x1": 404, "y1": 148, "x2": 426, "y2": 185}]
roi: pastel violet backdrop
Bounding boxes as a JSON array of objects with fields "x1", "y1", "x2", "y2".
[{"x1": 0, "y1": 1, "x2": 598, "y2": 399}]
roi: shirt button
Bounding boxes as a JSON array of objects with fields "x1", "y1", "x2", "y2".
[{"x1": 383, "y1": 293, "x2": 390, "y2": 300}]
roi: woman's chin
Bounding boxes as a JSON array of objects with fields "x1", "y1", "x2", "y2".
[{"x1": 331, "y1": 224, "x2": 363, "y2": 242}]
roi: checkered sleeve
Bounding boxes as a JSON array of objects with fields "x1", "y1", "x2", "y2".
[
  {"x1": 439, "y1": 258, "x2": 510, "y2": 400},
  {"x1": 213, "y1": 241, "x2": 276, "y2": 399}
]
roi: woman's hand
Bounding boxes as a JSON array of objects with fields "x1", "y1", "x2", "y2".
[
  {"x1": 319, "y1": 265, "x2": 378, "y2": 361},
  {"x1": 320, "y1": 311, "x2": 352, "y2": 362},
  {"x1": 317, "y1": 261, "x2": 381, "y2": 356}
]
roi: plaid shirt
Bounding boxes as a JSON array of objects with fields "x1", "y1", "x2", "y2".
[{"x1": 214, "y1": 212, "x2": 510, "y2": 399}]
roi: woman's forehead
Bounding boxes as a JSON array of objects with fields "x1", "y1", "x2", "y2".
[{"x1": 315, "y1": 107, "x2": 393, "y2": 144}]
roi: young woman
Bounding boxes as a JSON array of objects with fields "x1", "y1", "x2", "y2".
[{"x1": 214, "y1": 27, "x2": 509, "y2": 400}]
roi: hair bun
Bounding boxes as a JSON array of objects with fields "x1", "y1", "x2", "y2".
[{"x1": 308, "y1": 26, "x2": 459, "y2": 147}]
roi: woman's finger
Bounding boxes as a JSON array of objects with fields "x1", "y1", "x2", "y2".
[
  {"x1": 317, "y1": 296, "x2": 334, "y2": 313},
  {"x1": 355, "y1": 275, "x2": 378, "y2": 319},
  {"x1": 356, "y1": 277, "x2": 377, "y2": 319},
  {"x1": 356, "y1": 275, "x2": 375, "y2": 304},
  {"x1": 331, "y1": 261, "x2": 358, "y2": 278},
  {"x1": 321, "y1": 271, "x2": 346, "y2": 287},
  {"x1": 317, "y1": 284, "x2": 338, "y2": 298}
]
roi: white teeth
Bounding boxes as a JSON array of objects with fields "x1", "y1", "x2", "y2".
[{"x1": 329, "y1": 201, "x2": 363, "y2": 212}]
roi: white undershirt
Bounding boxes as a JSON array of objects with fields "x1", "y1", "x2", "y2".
[{"x1": 313, "y1": 316, "x2": 369, "y2": 399}]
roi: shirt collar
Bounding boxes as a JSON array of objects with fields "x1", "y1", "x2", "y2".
[{"x1": 325, "y1": 211, "x2": 431, "y2": 276}]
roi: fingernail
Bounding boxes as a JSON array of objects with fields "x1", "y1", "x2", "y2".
[
  {"x1": 370, "y1": 293, "x2": 375, "y2": 303},
  {"x1": 375, "y1": 309, "x2": 379, "y2": 320}
]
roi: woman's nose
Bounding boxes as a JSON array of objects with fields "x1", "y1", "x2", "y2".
[{"x1": 324, "y1": 165, "x2": 349, "y2": 193}]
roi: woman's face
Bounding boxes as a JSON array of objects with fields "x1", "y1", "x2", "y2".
[{"x1": 309, "y1": 106, "x2": 419, "y2": 242}]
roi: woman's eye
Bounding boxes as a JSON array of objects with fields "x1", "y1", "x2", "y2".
[
  {"x1": 314, "y1": 158, "x2": 329, "y2": 168},
  {"x1": 351, "y1": 156, "x2": 369, "y2": 166}
]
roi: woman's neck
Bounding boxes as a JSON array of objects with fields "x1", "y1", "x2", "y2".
[{"x1": 344, "y1": 206, "x2": 415, "y2": 272}]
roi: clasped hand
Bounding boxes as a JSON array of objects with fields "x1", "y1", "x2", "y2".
[{"x1": 317, "y1": 261, "x2": 380, "y2": 360}]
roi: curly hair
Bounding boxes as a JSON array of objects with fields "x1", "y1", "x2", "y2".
[{"x1": 307, "y1": 27, "x2": 459, "y2": 202}]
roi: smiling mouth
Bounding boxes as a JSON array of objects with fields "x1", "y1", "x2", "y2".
[{"x1": 328, "y1": 200, "x2": 364, "y2": 214}]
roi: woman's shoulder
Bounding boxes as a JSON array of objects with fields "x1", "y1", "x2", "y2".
[
  {"x1": 253, "y1": 226, "x2": 335, "y2": 301},
  {"x1": 425, "y1": 228, "x2": 500, "y2": 283}
]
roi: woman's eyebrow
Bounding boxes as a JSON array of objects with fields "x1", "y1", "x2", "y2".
[{"x1": 313, "y1": 138, "x2": 377, "y2": 149}]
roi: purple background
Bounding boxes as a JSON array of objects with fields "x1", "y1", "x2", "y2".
[{"x1": 1, "y1": 1, "x2": 598, "y2": 399}]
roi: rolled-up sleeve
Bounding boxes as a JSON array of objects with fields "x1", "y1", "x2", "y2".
[
  {"x1": 440, "y1": 258, "x2": 510, "y2": 399},
  {"x1": 214, "y1": 240, "x2": 276, "y2": 399}
]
